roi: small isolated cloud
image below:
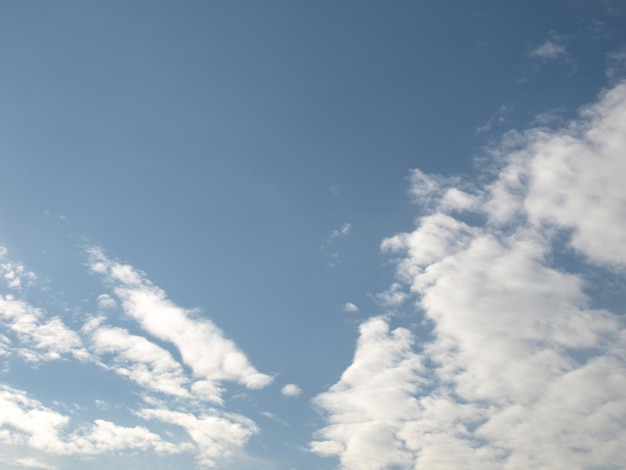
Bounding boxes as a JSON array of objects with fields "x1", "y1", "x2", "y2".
[
  {"x1": 329, "y1": 223, "x2": 352, "y2": 240},
  {"x1": 342, "y1": 302, "x2": 359, "y2": 313},
  {"x1": 529, "y1": 32, "x2": 568, "y2": 60},
  {"x1": 281, "y1": 384, "x2": 302, "y2": 397}
]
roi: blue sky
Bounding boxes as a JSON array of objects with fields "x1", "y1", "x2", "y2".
[{"x1": 1, "y1": 1, "x2": 626, "y2": 469}]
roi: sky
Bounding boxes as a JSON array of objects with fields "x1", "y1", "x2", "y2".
[{"x1": 1, "y1": 1, "x2": 626, "y2": 469}]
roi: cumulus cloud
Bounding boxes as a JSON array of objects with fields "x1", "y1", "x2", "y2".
[
  {"x1": 281, "y1": 384, "x2": 302, "y2": 397},
  {"x1": 86, "y1": 248, "x2": 272, "y2": 403},
  {"x1": 312, "y1": 82, "x2": 626, "y2": 469},
  {"x1": 342, "y1": 302, "x2": 359, "y2": 313}
]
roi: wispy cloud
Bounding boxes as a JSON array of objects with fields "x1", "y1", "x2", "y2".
[
  {"x1": 321, "y1": 223, "x2": 353, "y2": 267},
  {"x1": 87, "y1": 247, "x2": 273, "y2": 402},
  {"x1": 311, "y1": 82, "x2": 626, "y2": 469},
  {"x1": 0, "y1": 247, "x2": 36, "y2": 290}
]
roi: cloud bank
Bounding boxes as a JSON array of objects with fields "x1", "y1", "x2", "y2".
[{"x1": 312, "y1": 82, "x2": 626, "y2": 469}]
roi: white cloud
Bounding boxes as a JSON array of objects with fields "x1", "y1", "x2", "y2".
[
  {"x1": 0, "y1": 384, "x2": 183, "y2": 457},
  {"x1": 0, "y1": 295, "x2": 88, "y2": 363},
  {"x1": 342, "y1": 302, "x2": 359, "y2": 313},
  {"x1": 86, "y1": 249, "x2": 272, "y2": 402},
  {"x1": 311, "y1": 82, "x2": 626, "y2": 469},
  {"x1": 311, "y1": 318, "x2": 423, "y2": 470},
  {"x1": 89, "y1": 325, "x2": 192, "y2": 398},
  {"x1": 281, "y1": 384, "x2": 302, "y2": 397},
  {"x1": 0, "y1": 247, "x2": 36, "y2": 290},
  {"x1": 137, "y1": 407, "x2": 258, "y2": 468},
  {"x1": 13, "y1": 457, "x2": 56, "y2": 470}
]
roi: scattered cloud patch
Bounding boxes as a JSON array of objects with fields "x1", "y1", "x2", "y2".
[
  {"x1": 329, "y1": 223, "x2": 352, "y2": 240},
  {"x1": 0, "y1": 295, "x2": 87, "y2": 363},
  {"x1": 0, "y1": 246, "x2": 270, "y2": 467},
  {"x1": 311, "y1": 82, "x2": 626, "y2": 469},
  {"x1": 0, "y1": 248, "x2": 36, "y2": 290},
  {"x1": 321, "y1": 223, "x2": 353, "y2": 267},
  {"x1": 137, "y1": 407, "x2": 257, "y2": 468},
  {"x1": 0, "y1": 384, "x2": 183, "y2": 457},
  {"x1": 281, "y1": 384, "x2": 302, "y2": 397}
]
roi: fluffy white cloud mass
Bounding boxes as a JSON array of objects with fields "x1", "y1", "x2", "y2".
[{"x1": 312, "y1": 82, "x2": 626, "y2": 469}]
